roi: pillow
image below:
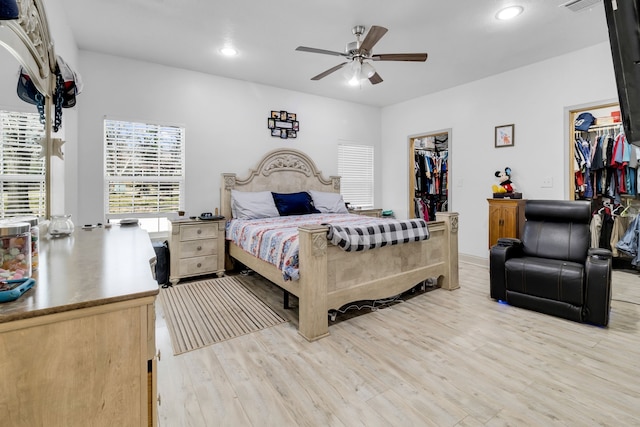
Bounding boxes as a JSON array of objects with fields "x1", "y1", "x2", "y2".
[
  {"x1": 308, "y1": 190, "x2": 349, "y2": 214},
  {"x1": 231, "y1": 190, "x2": 280, "y2": 219},
  {"x1": 271, "y1": 191, "x2": 321, "y2": 216}
]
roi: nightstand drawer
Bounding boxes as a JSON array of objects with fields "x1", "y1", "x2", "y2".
[
  {"x1": 179, "y1": 223, "x2": 218, "y2": 241},
  {"x1": 179, "y1": 239, "x2": 218, "y2": 258},
  {"x1": 178, "y1": 255, "x2": 218, "y2": 276}
]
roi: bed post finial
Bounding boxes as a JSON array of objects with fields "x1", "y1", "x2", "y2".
[
  {"x1": 223, "y1": 174, "x2": 236, "y2": 189},
  {"x1": 330, "y1": 176, "x2": 341, "y2": 191}
]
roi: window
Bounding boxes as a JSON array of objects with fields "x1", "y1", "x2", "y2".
[
  {"x1": 104, "y1": 119, "x2": 185, "y2": 233},
  {"x1": 338, "y1": 143, "x2": 374, "y2": 209},
  {"x1": 0, "y1": 110, "x2": 46, "y2": 219}
]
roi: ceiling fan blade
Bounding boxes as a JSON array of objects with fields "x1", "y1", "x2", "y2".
[
  {"x1": 360, "y1": 26, "x2": 388, "y2": 53},
  {"x1": 372, "y1": 53, "x2": 428, "y2": 62},
  {"x1": 296, "y1": 46, "x2": 348, "y2": 57},
  {"x1": 369, "y1": 72, "x2": 383, "y2": 85},
  {"x1": 311, "y1": 62, "x2": 349, "y2": 80}
]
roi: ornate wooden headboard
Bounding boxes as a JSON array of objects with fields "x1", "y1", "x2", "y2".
[{"x1": 221, "y1": 148, "x2": 341, "y2": 219}]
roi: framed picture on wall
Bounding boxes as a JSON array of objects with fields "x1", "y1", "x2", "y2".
[
  {"x1": 495, "y1": 124, "x2": 514, "y2": 148},
  {"x1": 267, "y1": 110, "x2": 300, "y2": 139}
]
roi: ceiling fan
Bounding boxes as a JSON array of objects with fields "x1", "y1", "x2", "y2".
[{"x1": 295, "y1": 25, "x2": 428, "y2": 85}]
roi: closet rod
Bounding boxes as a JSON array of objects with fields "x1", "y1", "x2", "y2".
[{"x1": 583, "y1": 123, "x2": 624, "y2": 131}]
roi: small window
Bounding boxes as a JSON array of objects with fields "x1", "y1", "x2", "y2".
[
  {"x1": 338, "y1": 143, "x2": 374, "y2": 209},
  {"x1": 104, "y1": 119, "x2": 185, "y2": 233},
  {"x1": 0, "y1": 110, "x2": 46, "y2": 219}
]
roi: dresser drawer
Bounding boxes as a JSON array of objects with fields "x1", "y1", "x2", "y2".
[
  {"x1": 179, "y1": 223, "x2": 218, "y2": 241},
  {"x1": 178, "y1": 239, "x2": 217, "y2": 258},
  {"x1": 178, "y1": 255, "x2": 218, "y2": 276}
]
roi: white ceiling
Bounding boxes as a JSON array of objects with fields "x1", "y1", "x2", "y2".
[{"x1": 59, "y1": 0, "x2": 610, "y2": 107}]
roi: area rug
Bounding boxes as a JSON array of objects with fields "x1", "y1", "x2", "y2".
[{"x1": 159, "y1": 276, "x2": 287, "y2": 355}]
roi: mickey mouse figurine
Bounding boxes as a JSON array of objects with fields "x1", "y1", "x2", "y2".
[{"x1": 492, "y1": 167, "x2": 514, "y2": 193}]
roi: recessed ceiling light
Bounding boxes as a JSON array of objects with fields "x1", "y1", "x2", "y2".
[
  {"x1": 496, "y1": 5, "x2": 524, "y2": 20},
  {"x1": 220, "y1": 47, "x2": 238, "y2": 57}
]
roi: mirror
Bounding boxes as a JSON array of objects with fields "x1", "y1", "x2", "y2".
[{"x1": 0, "y1": 0, "x2": 55, "y2": 218}]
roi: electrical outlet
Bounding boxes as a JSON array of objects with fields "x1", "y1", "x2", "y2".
[{"x1": 541, "y1": 177, "x2": 553, "y2": 188}]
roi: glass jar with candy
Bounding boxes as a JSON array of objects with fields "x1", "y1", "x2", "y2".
[{"x1": 0, "y1": 222, "x2": 32, "y2": 280}]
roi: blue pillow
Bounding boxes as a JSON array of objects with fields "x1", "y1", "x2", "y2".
[{"x1": 271, "y1": 192, "x2": 321, "y2": 216}]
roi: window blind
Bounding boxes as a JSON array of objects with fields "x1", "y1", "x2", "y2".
[
  {"x1": 104, "y1": 119, "x2": 185, "y2": 218},
  {"x1": 338, "y1": 144, "x2": 374, "y2": 209},
  {"x1": 0, "y1": 110, "x2": 46, "y2": 218}
]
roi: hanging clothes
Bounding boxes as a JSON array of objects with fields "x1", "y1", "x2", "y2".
[
  {"x1": 414, "y1": 141, "x2": 448, "y2": 221},
  {"x1": 616, "y1": 215, "x2": 640, "y2": 266},
  {"x1": 575, "y1": 124, "x2": 636, "y2": 201}
]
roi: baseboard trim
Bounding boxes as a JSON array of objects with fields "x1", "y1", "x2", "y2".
[{"x1": 460, "y1": 253, "x2": 488, "y2": 268}]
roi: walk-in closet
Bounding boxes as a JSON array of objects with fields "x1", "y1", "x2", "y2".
[
  {"x1": 409, "y1": 130, "x2": 449, "y2": 221},
  {"x1": 570, "y1": 103, "x2": 640, "y2": 267}
]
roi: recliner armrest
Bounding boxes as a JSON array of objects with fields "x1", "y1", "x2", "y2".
[
  {"x1": 584, "y1": 250, "x2": 612, "y2": 326},
  {"x1": 490, "y1": 239, "x2": 523, "y2": 301},
  {"x1": 588, "y1": 248, "x2": 612, "y2": 260},
  {"x1": 496, "y1": 237, "x2": 522, "y2": 248}
]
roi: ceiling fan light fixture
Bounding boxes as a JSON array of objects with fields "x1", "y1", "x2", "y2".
[
  {"x1": 343, "y1": 60, "x2": 360, "y2": 79},
  {"x1": 361, "y1": 62, "x2": 375, "y2": 78},
  {"x1": 344, "y1": 60, "x2": 375, "y2": 85},
  {"x1": 496, "y1": 5, "x2": 524, "y2": 20},
  {"x1": 296, "y1": 24, "x2": 426, "y2": 86},
  {"x1": 347, "y1": 75, "x2": 361, "y2": 86}
]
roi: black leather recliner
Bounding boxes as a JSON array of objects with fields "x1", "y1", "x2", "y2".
[{"x1": 490, "y1": 200, "x2": 612, "y2": 326}]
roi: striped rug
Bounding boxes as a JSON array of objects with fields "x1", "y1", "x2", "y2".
[{"x1": 159, "y1": 276, "x2": 287, "y2": 355}]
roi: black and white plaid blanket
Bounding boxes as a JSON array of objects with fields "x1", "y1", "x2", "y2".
[{"x1": 325, "y1": 219, "x2": 430, "y2": 252}]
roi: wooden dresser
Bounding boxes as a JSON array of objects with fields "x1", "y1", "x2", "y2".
[
  {"x1": 487, "y1": 198, "x2": 527, "y2": 249},
  {"x1": 168, "y1": 218, "x2": 225, "y2": 285},
  {"x1": 0, "y1": 226, "x2": 159, "y2": 426}
]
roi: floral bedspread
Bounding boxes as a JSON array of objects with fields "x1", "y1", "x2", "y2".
[{"x1": 226, "y1": 213, "x2": 385, "y2": 280}]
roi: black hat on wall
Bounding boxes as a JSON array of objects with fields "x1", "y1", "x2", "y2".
[{"x1": 0, "y1": 0, "x2": 19, "y2": 20}]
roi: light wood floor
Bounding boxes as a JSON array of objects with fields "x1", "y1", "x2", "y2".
[{"x1": 156, "y1": 263, "x2": 640, "y2": 426}]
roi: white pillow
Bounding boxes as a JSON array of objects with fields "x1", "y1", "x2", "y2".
[
  {"x1": 231, "y1": 190, "x2": 279, "y2": 219},
  {"x1": 308, "y1": 190, "x2": 349, "y2": 214}
]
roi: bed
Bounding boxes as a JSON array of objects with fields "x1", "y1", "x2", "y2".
[{"x1": 221, "y1": 148, "x2": 459, "y2": 341}]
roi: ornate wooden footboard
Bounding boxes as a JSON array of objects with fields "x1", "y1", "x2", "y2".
[{"x1": 222, "y1": 148, "x2": 459, "y2": 341}]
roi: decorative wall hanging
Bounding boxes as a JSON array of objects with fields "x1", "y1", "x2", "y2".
[
  {"x1": 495, "y1": 124, "x2": 514, "y2": 148},
  {"x1": 268, "y1": 110, "x2": 299, "y2": 139}
]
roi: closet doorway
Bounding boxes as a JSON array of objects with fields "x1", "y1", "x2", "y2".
[
  {"x1": 409, "y1": 129, "x2": 450, "y2": 221},
  {"x1": 568, "y1": 101, "x2": 623, "y2": 201},
  {"x1": 569, "y1": 101, "x2": 640, "y2": 267}
]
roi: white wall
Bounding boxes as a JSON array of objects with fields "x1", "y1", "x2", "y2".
[
  {"x1": 76, "y1": 51, "x2": 381, "y2": 224},
  {"x1": 44, "y1": 0, "x2": 80, "y2": 218},
  {"x1": 381, "y1": 42, "x2": 618, "y2": 260}
]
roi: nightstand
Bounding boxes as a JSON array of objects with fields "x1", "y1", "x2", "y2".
[
  {"x1": 348, "y1": 208, "x2": 383, "y2": 218},
  {"x1": 168, "y1": 218, "x2": 225, "y2": 285}
]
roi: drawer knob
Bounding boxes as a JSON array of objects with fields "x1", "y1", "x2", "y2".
[
  {"x1": 156, "y1": 349, "x2": 161, "y2": 361},
  {"x1": 158, "y1": 394, "x2": 161, "y2": 406},
  {"x1": 197, "y1": 246, "x2": 202, "y2": 251},
  {"x1": 197, "y1": 229, "x2": 202, "y2": 234},
  {"x1": 197, "y1": 263, "x2": 202, "y2": 268}
]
